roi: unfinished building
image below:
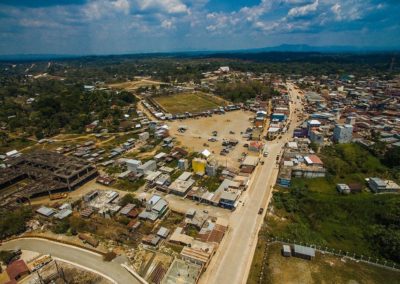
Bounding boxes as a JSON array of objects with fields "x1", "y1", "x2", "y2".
[{"x1": 0, "y1": 150, "x2": 97, "y2": 207}]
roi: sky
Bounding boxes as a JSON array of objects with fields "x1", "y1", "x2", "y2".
[{"x1": 0, "y1": 0, "x2": 399, "y2": 55}]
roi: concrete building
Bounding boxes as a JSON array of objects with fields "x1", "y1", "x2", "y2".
[
  {"x1": 309, "y1": 130, "x2": 324, "y2": 145},
  {"x1": 126, "y1": 159, "x2": 142, "y2": 173},
  {"x1": 307, "y1": 120, "x2": 321, "y2": 137},
  {"x1": 137, "y1": 160, "x2": 157, "y2": 175},
  {"x1": 192, "y1": 158, "x2": 207, "y2": 175},
  {"x1": 178, "y1": 159, "x2": 189, "y2": 170},
  {"x1": 333, "y1": 124, "x2": 353, "y2": 143}
]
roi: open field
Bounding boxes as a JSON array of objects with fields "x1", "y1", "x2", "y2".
[
  {"x1": 248, "y1": 242, "x2": 400, "y2": 284},
  {"x1": 153, "y1": 92, "x2": 225, "y2": 114},
  {"x1": 108, "y1": 79, "x2": 167, "y2": 90},
  {"x1": 167, "y1": 110, "x2": 257, "y2": 168}
]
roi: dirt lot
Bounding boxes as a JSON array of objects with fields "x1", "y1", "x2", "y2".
[
  {"x1": 153, "y1": 92, "x2": 225, "y2": 114},
  {"x1": 108, "y1": 79, "x2": 167, "y2": 90},
  {"x1": 168, "y1": 110, "x2": 256, "y2": 168},
  {"x1": 249, "y1": 242, "x2": 400, "y2": 284}
]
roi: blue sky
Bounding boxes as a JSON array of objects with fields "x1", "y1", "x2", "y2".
[{"x1": 0, "y1": 0, "x2": 399, "y2": 55}]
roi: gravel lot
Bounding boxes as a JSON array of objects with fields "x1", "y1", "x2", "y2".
[{"x1": 167, "y1": 110, "x2": 256, "y2": 168}]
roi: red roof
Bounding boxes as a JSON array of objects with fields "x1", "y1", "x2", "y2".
[
  {"x1": 308, "y1": 155, "x2": 323, "y2": 165},
  {"x1": 6, "y1": 260, "x2": 29, "y2": 280}
]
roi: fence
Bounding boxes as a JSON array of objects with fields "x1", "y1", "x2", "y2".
[{"x1": 257, "y1": 236, "x2": 400, "y2": 283}]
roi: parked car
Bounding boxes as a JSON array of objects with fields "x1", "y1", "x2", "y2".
[{"x1": 258, "y1": 208, "x2": 264, "y2": 214}]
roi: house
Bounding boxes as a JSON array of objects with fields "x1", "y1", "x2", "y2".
[
  {"x1": 156, "y1": 227, "x2": 170, "y2": 238},
  {"x1": 6, "y1": 260, "x2": 30, "y2": 282},
  {"x1": 142, "y1": 234, "x2": 161, "y2": 246},
  {"x1": 54, "y1": 209, "x2": 72, "y2": 220},
  {"x1": 36, "y1": 206, "x2": 56, "y2": 217},
  {"x1": 368, "y1": 177, "x2": 400, "y2": 193},
  {"x1": 168, "y1": 172, "x2": 195, "y2": 196},
  {"x1": 219, "y1": 191, "x2": 240, "y2": 209},
  {"x1": 119, "y1": 203, "x2": 136, "y2": 216},
  {"x1": 368, "y1": 177, "x2": 388, "y2": 193},
  {"x1": 304, "y1": 155, "x2": 324, "y2": 166},
  {"x1": 139, "y1": 195, "x2": 169, "y2": 221},
  {"x1": 240, "y1": 156, "x2": 259, "y2": 173},
  {"x1": 169, "y1": 227, "x2": 194, "y2": 246},
  {"x1": 248, "y1": 141, "x2": 264, "y2": 152},
  {"x1": 180, "y1": 241, "x2": 216, "y2": 269}
]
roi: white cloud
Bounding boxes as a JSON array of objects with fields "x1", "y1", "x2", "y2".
[
  {"x1": 113, "y1": 0, "x2": 130, "y2": 12},
  {"x1": 331, "y1": 3, "x2": 342, "y2": 20},
  {"x1": 161, "y1": 19, "x2": 173, "y2": 29},
  {"x1": 138, "y1": 0, "x2": 188, "y2": 14},
  {"x1": 288, "y1": 0, "x2": 319, "y2": 17}
]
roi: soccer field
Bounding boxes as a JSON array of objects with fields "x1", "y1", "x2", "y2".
[{"x1": 153, "y1": 92, "x2": 224, "y2": 114}]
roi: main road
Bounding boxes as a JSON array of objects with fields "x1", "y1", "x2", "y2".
[
  {"x1": 200, "y1": 82, "x2": 304, "y2": 284},
  {"x1": 1, "y1": 238, "x2": 141, "y2": 284}
]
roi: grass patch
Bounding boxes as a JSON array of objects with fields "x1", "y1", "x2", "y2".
[
  {"x1": 195, "y1": 174, "x2": 221, "y2": 192},
  {"x1": 265, "y1": 143, "x2": 400, "y2": 264},
  {"x1": 159, "y1": 211, "x2": 184, "y2": 230},
  {"x1": 153, "y1": 92, "x2": 222, "y2": 114},
  {"x1": 164, "y1": 242, "x2": 184, "y2": 254},
  {"x1": 113, "y1": 178, "x2": 146, "y2": 192},
  {"x1": 247, "y1": 237, "x2": 268, "y2": 284},
  {"x1": 0, "y1": 137, "x2": 35, "y2": 153}
]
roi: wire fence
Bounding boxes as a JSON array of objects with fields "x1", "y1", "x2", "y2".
[{"x1": 257, "y1": 236, "x2": 400, "y2": 283}]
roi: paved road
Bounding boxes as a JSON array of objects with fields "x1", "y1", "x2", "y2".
[
  {"x1": 200, "y1": 82, "x2": 304, "y2": 284},
  {"x1": 1, "y1": 238, "x2": 140, "y2": 284}
]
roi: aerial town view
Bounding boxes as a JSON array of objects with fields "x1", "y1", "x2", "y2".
[{"x1": 0, "y1": 1, "x2": 399, "y2": 284}]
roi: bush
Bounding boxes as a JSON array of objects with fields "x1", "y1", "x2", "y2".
[
  {"x1": 0, "y1": 207, "x2": 32, "y2": 239},
  {"x1": 103, "y1": 251, "x2": 117, "y2": 262}
]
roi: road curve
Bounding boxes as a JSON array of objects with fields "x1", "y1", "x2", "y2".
[{"x1": 0, "y1": 238, "x2": 140, "y2": 284}]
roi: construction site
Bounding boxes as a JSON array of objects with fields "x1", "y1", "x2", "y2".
[{"x1": 0, "y1": 150, "x2": 98, "y2": 208}]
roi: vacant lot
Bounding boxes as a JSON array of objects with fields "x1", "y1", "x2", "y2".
[
  {"x1": 167, "y1": 110, "x2": 256, "y2": 168},
  {"x1": 153, "y1": 92, "x2": 224, "y2": 114},
  {"x1": 248, "y1": 242, "x2": 400, "y2": 284},
  {"x1": 108, "y1": 79, "x2": 167, "y2": 90}
]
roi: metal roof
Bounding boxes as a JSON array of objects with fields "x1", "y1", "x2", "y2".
[{"x1": 293, "y1": 245, "x2": 315, "y2": 257}]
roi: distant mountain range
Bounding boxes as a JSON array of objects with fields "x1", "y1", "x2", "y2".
[
  {"x1": 0, "y1": 44, "x2": 399, "y2": 61},
  {"x1": 240, "y1": 44, "x2": 400, "y2": 53}
]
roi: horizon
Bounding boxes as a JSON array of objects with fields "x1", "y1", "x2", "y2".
[
  {"x1": 1, "y1": 43, "x2": 400, "y2": 60},
  {"x1": 0, "y1": 0, "x2": 400, "y2": 55}
]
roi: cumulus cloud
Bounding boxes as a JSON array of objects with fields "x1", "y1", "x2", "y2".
[
  {"x1": 137, "y1": 0, "x2": 188, "y2": 14},
  {"x1": 287, "y1": 0, "x2": 319, "y2": 18},
  {"x1": 0, "y1": 0, "x2": 399, "y2": 54}
]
